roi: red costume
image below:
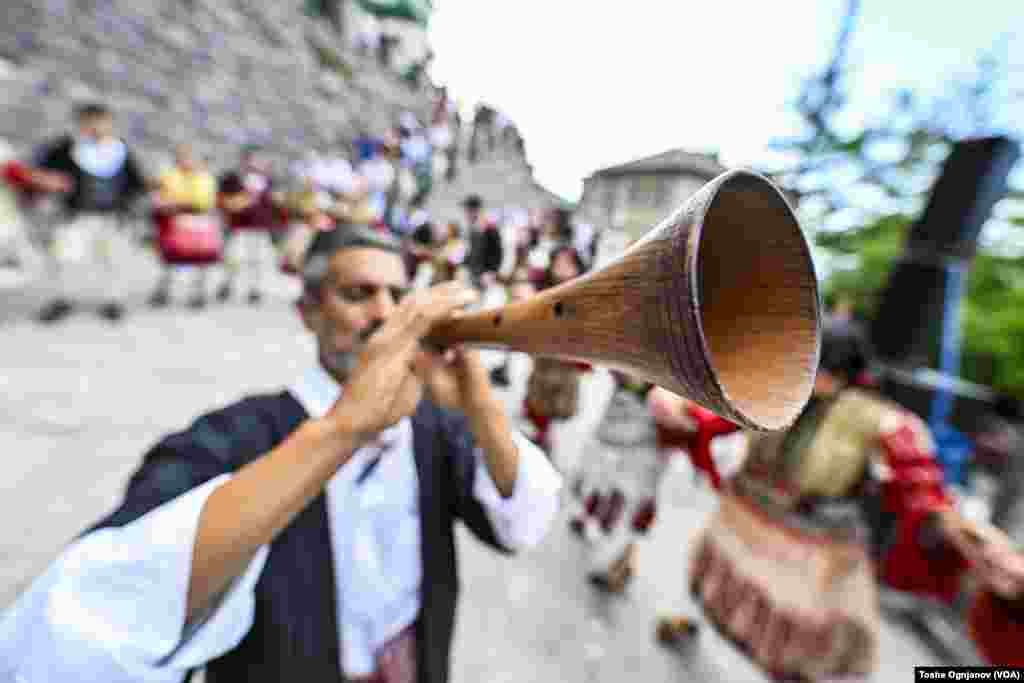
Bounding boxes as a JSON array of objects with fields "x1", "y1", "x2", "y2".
[{"x1": 668, "y1": 390, "x2": 1019, "y2": 678}]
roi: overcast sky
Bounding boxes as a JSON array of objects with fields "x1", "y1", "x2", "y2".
[{"x1": 428, "y1": 1, "x2": 1023, "y2": 202}]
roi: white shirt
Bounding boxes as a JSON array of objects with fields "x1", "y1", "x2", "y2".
[
  {"x1": 71, "y1": 136, "x2": 128, "y2": 178},
  {"x1": 0, "y1": 366, "x2": 562, "y2": 682},
  {"x1": 400, "y1": 135, "x2": 432, "y2": 167}
]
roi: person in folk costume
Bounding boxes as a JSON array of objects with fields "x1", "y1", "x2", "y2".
[
  {"x1": 430, "y1": 221, "x2": 469, "y2": 287},
  {"x1": 520, "y1": 206, "x2": 567, "y2": 287},
  {"x1": 566, "y1": 371, "x2": 657, "y2": 590},
  {"x1": 514, "y1": 211, "x2": 543, "y2": 279},
  {"x1": 402, "y1": 211, "x2": 436, "y2": 288},
  {"x1": 217, "y1": 144, "x2": 286, "y2": 305},
  {"x1": 522, "y1": 244, "x2": 591, "y2": 458},
  {"x1": 568, "y1": 375, "x2": 746, "y2": 594},
  {"x1": 479, "y1": 263, "x2": 537, "y2": 389},
  {"x1": 380, "y1": 128, "x2": 417, "y2": 234},
  {"x1": 278, "y1": 158, "x2": 354, "y2": 278},
  {"x1": 0, "y1": 222, "x2": 561, "y2": 683},
  {"x1": 959, "y1": 403, "x2": 1024, "y2": 667},
  {"x1": 0, "y1": 139, "x2": 72, "y2": 281},
  {"x1": 148, "y1": 143, "x2": 220, "y2": 309},
  {"x1": 462, "y1": 194, "x2": 503, "y2": 291},
  {"x1": 486, "y1": 209, "x2": 533, "y2": 388},
  {"x1": 33, "y1": 102, "x2": 148, "y2": 324},
  {"x1": 651, "y1": 320, "x2": 1024, "y2": 680}
]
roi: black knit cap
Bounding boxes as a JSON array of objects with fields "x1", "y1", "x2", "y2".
[{"x1": 819, "y1": 318, "x2": 871, "y2": 384}]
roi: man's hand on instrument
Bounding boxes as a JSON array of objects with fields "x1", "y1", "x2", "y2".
[
  {"x1": 418, "y1": 346, "x2": 491, "y2": 416},
  {"x1": 976, "y1": 539, "x2": 1024, "y2": 600},
  {"x1": 508, "y1": 280, "x2": 535, "y2": 303},
  {"x1": 329, "y1": 282, "x2": 478, "y2": 446}
]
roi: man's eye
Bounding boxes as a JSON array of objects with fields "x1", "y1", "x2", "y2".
[
  {"x1": 390, "y1": 287, "x2": 410, "y2": 302},
  {"x1": 338, "y1": 286, "x2": 373, "y2": 302}
]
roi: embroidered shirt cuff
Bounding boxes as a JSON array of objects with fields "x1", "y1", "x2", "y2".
[{"x1": 472, "y1": 431, "x2": 562, "y2": 550}]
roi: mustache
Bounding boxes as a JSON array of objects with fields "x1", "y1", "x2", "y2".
[{"x1": 322, "y1": 320, "x2": 386, "y2": 381}]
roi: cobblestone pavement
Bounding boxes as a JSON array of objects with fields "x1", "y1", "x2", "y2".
[{"x1": 0, "y1": 254, "x2": 971, "y2": 681}]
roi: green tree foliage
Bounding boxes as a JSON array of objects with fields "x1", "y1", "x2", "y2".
[
  {"x1": 766, "y1": 1, "x2": 1024, "y2": 394},
  {"x1": 820, "y1": 211, "x2": 1024, "y2": 397}
]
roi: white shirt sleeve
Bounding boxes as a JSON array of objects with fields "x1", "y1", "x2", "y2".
[
  {"x1": 471, "y1": 432, "x2": 563, "y2": 550},
  {"x1": 0, "y1": 474, "x2": 270, "y2": 682}
]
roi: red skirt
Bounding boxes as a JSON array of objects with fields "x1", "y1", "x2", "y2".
[
  {"x1": 155, "y1": 211, "x2": 224, "y2": 265},
  {"x1": 968, "y1": 590, "x2": 1024, "y2": 666},
  {"x1": 691, "y1": 492, "x2": 878, "y2": 680}
]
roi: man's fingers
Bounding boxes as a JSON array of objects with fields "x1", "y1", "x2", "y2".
[
  {"x1": 411, "y1": 348, "x2": 447, "y2": 373},
  {"x1": 373, "y1": 283, "x2": 477, "y2": 355},
  {"x1": 390, "y1": 368, "x2": 424, "y2": 419},
  {"x1": 406, "y1": 283, "x2": 478, "y2": 337}
]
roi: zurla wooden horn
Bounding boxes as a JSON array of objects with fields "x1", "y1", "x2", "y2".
[{"x1": 426, "y1": 169, "x2": 822, "y2": 431}]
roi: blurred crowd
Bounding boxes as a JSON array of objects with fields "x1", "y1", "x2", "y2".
[{"x1": 0, "y1": 91, "x2": 561, "y2": 323}]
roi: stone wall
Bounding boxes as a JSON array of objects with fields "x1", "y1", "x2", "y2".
[{"x1": 0, "y1": 0, "x2": 435, "y2": 173}]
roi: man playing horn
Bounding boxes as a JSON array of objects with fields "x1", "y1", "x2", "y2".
[
  {"x1": 0, "y1": 223, "x2": 562, "y2": 683},
  {"x1": 654, "y1": 319, "x2": 1024, "y2": 681}
]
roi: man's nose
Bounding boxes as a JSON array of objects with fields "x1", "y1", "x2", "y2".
[{"x1": 367, "y1": 288, "x2": 396, "y2": 322}]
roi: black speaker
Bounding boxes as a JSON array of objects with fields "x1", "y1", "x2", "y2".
[
  {"x1": 906, "y1": 136, "x2": 1020, "y2": 258},
  {"x1": 869, "y1": 257, "x2": 948, "y2": 364}
]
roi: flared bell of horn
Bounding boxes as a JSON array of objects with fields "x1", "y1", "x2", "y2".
[{"x1": 426, "y1": 169, "x2": 821, "y2": 431}]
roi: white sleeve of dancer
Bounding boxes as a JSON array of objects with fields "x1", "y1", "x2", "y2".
[
  {"x1": 0, "y1": 474, "x2": 270, "y2": 682},
  {"x1": 472, "y1": 431, "x2": 563, "y2": 550}
]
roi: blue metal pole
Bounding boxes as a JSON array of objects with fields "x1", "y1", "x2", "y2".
[{"x1": 929, "y1": 259, "x2": 971, "y2": 486}]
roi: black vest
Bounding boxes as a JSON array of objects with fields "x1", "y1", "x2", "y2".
[{"x1": 95, "y1": 393, "x2": 506, "y2": 683}]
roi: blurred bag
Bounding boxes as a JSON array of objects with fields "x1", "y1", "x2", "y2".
[
  {"x1": 525, "y1": 358, "x2": 580, "y2": 420},
  {"x1": 158, "y1": 213, "x2": 223, "y2": 264}
]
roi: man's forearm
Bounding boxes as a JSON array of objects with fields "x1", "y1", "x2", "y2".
[
  {"x1": 186, "y1": 418, "x2": 358, "y2": 619},
  {"x1": 465, "y1": 394, "x2": 520, "y2": 498}
]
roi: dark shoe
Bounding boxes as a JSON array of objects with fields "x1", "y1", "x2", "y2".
[
  {"x1": 148, "y1": 290, "x2": 170, "y2": 308},
  {"x1": 37, "y1": 299, "x2": 74, "y2": 324},
  {"x1": 588, "y1": 565, "x2": 633, "y2": 593},
  {"x1": 216, "y1": 283, "x2": 232, "y2": 303},
  {"x1": 489, "y1": 364, "x2": 510, "y2": 387},
  {"x1": 568, "y1": 517, "x2": 585, "y2": 537},
  {"x1": 187, "y1": 295, "x2": 207, "y2": 310},
  {"x1": 589, "y1": 549, "x2": 635, "y2": 593},
  {"x1": 656, "y1": 617, "x2": 700, "y2": 646},
  {"x1": 247, "y1": 290, "x2": 262, "y2": 305},
  {"x1": 98, "y1": 302, "x2": 125, "y2": 322}
]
